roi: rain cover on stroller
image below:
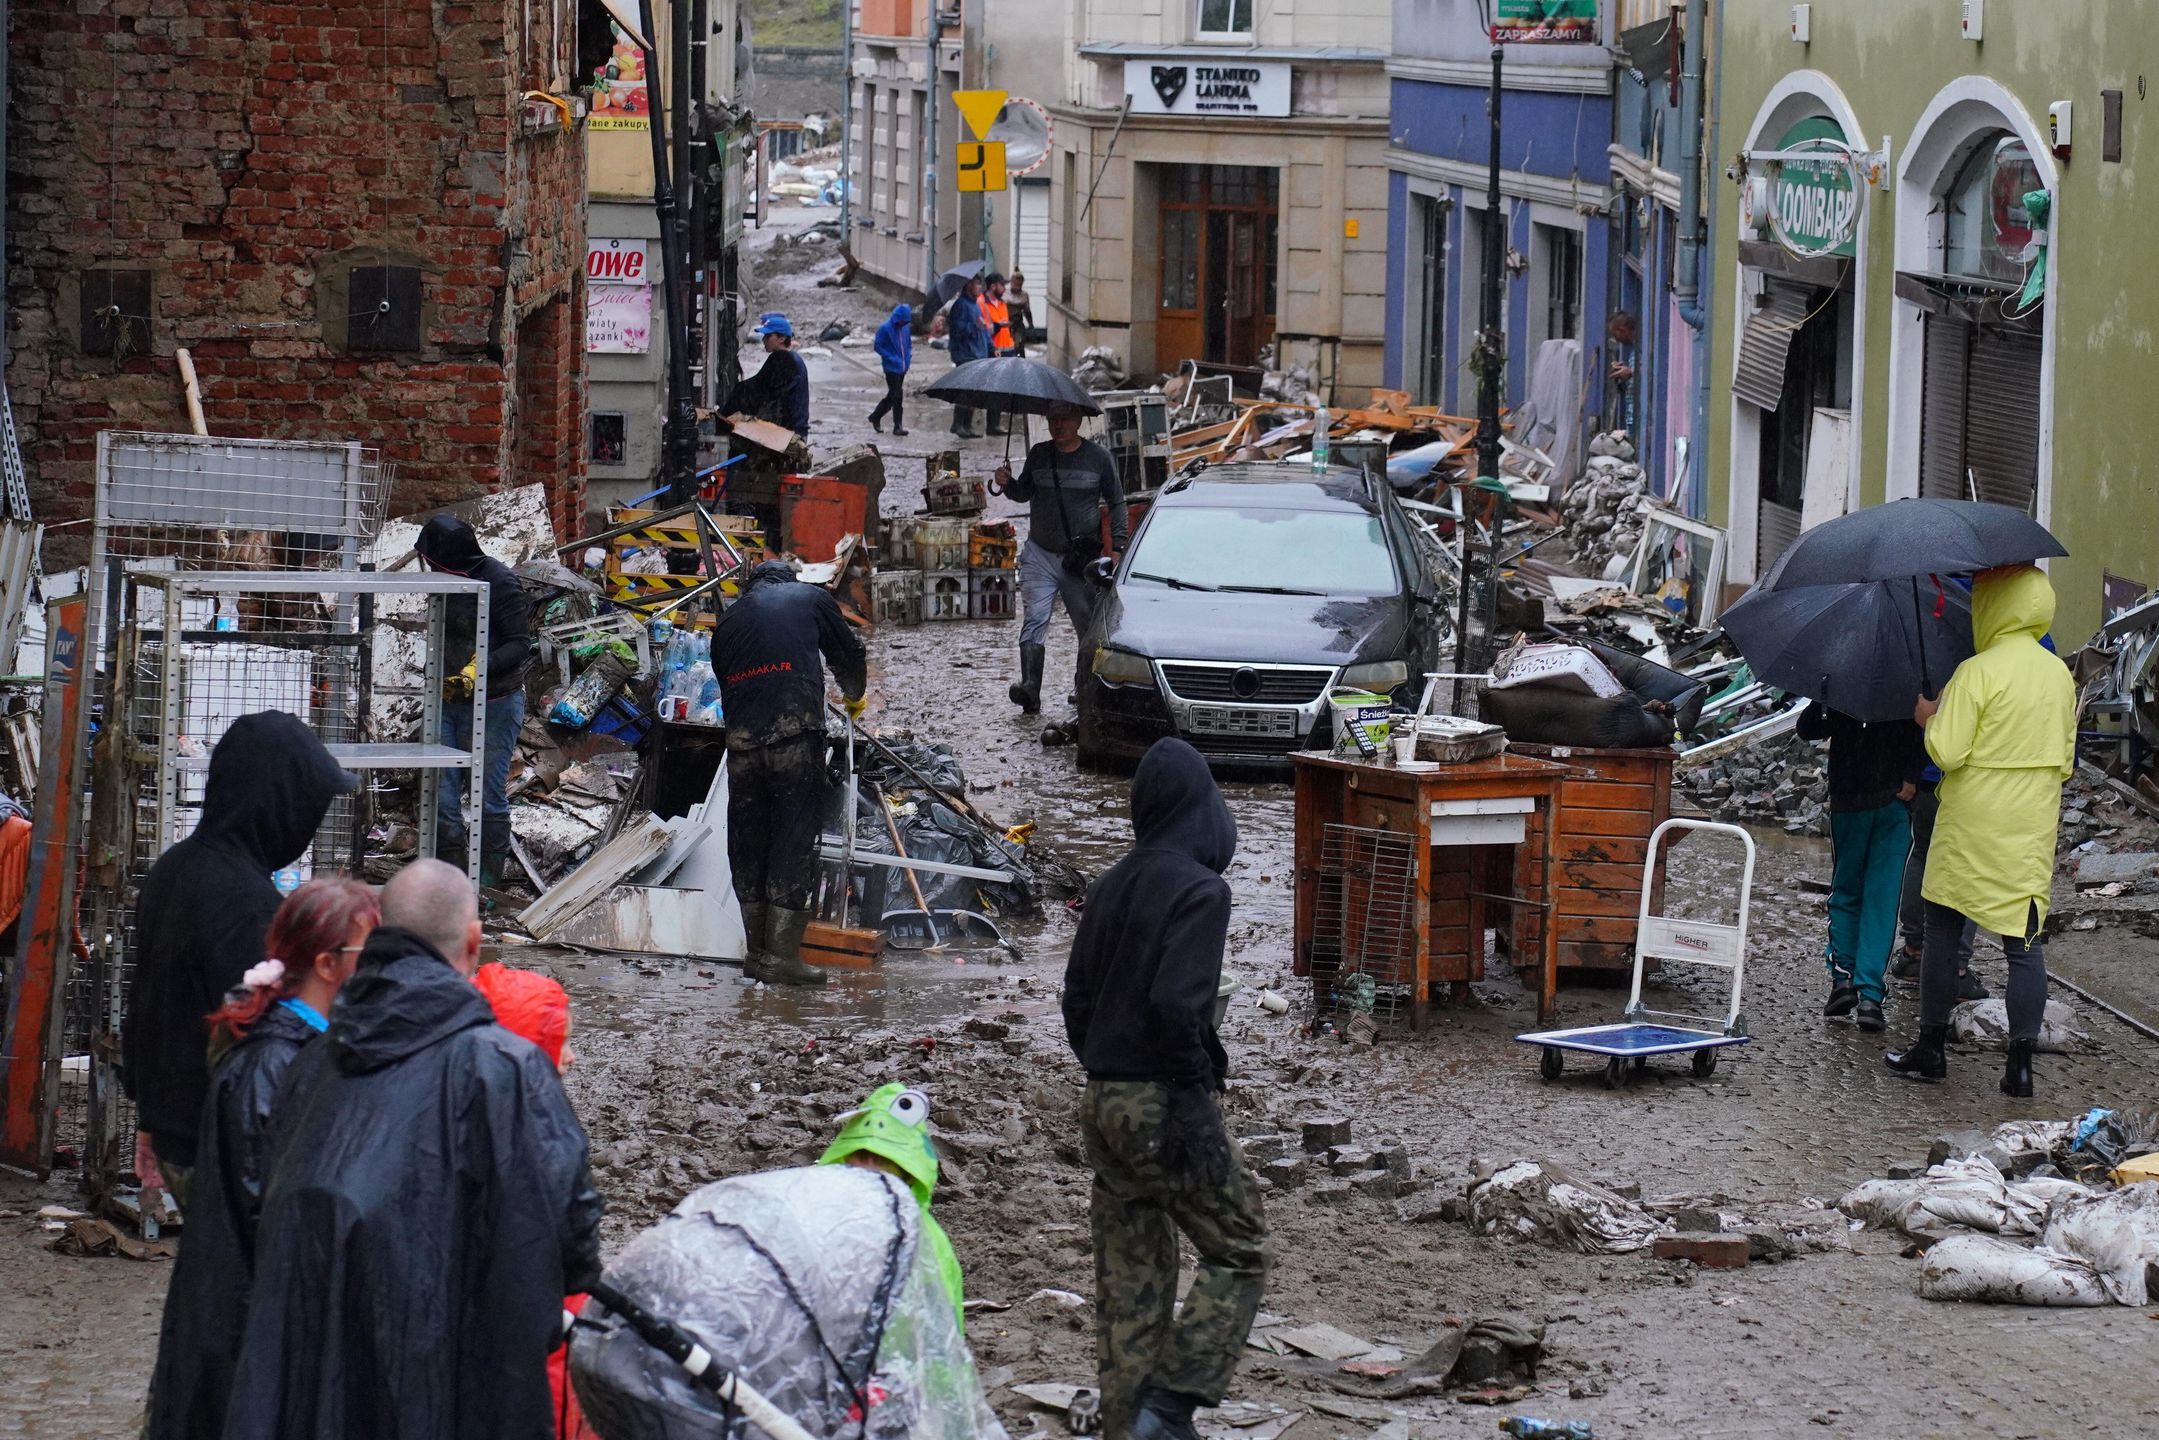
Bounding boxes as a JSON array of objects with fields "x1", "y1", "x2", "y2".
[{"x1": 571, "y1": 1165, "x2": 1008, "y2": 1440}]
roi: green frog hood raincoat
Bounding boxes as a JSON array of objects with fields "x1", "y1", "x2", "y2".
[
  {"x1": 1921, "y1": 564, "x2": 2076, "y2": 938},
  {"x1": 819, "y1": 1083, "x2": 965, "y2": 1327}
]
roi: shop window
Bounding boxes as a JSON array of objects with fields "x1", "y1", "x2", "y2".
[
  {"x1": 79, "y1": 269, "x2": 152, "y2": 358},
  {"x1": 590, "y1": 412, "x2": 627, "y2": 466},
  {"x1": 1941, "y1": 132, "x2": 2039, "y2": 286},
  {"x1": 1161, "y1": 211, "x2": 1199, "y2": 311},
  {"x1": 346, "y1": 266, "x2": 423, "y2": 353},
  {"x1": 1196, "y1": 0, "x2": 1254, "y2": 36}
]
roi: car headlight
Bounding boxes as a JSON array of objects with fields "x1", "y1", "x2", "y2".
[
  {"x1": 1339, "y1": 659, "x2": 1409, "y2": 692},
  {"x1": 1092, "y1": 647, "x2": 1155, "y2": 686}
]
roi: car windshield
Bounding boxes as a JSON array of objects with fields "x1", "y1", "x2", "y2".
[{"x1": 1126, "y1": 504, "x2": 1399, "y2": 596}]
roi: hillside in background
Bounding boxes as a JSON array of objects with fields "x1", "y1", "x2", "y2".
[{"x1": 746, "y1": 0, "x2": 842, "y2": 47}]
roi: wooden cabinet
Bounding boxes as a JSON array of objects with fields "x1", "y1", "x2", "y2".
[{"x1": 1504, "y1": 744, "x2": 1677, "y2": 973}]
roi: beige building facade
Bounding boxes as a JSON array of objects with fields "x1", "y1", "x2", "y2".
[{"x1": 1046, "y1": 0, "x2": 1391, "y2": 395}]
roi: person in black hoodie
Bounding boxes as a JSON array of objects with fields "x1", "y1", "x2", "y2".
[
  {"x1": 1797, "y1": 702, "x2": 1927, "y2": 1033},
  {"x1": 223, "y1": 859, "x2": 602, "y2": 1440},
  {"x1": 712, "y1": 559, "x2": 867, "y2": 987},
  {"x1": 145, "y1": 878, "x2": 379, "y2": 1440},
  {"x1": 1063, "y1": 738, "x2": 1269, "y2": 1440},
  {"x1": 415, "y1": 512, "x2": 534, "y2": 884},
  {"x1": 122, "y1": 710, "x2": 358, "y2": 1206}
]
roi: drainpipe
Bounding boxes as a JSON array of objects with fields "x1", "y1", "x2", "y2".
[
  {"x1": 1688, "y1": 0, "x2": 1725, "y2": 518},
  {"x1": 923, "y1": 10, "x2": 943, "y2": 299},
  {"x1": 1673, "y1": 0, "x2": 1707, "y2": 332},
  {"x1": 839, "y1": 0, "x2": 853, "y2": 240}
]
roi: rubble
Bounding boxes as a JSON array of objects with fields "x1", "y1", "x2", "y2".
[
  {"x1": 1558, "y1": 432, "x2": 1648, "y2": 581},
  {"x1": 1676, "y1": 732, "x2": 1828, "y2": 835}
]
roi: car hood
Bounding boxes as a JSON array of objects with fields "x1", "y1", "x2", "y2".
[{"x1": 1099, "y1": 586, "x2": 1409, "y2": 667}]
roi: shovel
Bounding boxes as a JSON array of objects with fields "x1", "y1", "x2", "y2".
[{"x1": 871, "y1": 785, "x2": 1016, "y2": 955}]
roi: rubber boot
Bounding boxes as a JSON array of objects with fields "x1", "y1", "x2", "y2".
[
  {"x1": 478, "y1": 816, "x2": 514, "y2": 890},
  {"x1": 1008, "y1": 643, "x2": 1046, "y2": 713},
  {"x1": 739, "y1": 900, "x2": 770, "y2": 983},
  {"x1": 1885, "y1": 1023, "x2": 1949, "y2": 1082},
  {"x1": 762, "y1": 906, "x2": 830, "y2": 987},
  {"x1": 2001, "y1": 1037, "x2": 2036, "y2": 1098},
  {"x1": 1131, "y1": 1389, "x2": 1205, "y2": 1440}
]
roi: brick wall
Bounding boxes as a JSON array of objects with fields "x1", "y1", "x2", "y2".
[{"x1": 4, "y1": 0, "x2": 589, "y2": 543}]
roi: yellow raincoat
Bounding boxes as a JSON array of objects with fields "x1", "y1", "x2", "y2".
[{"x1": 1921, "y1": 565, "x2": 2076, "y2": 938}]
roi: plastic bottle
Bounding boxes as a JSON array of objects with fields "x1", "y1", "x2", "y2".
[
  {"x1": 649, "y1": 615, "x2": 674, "y2": 652},
  {"x1": 693, "y1": 672, "x2": 724, "y2": 726},
  {"x1": 1311, "y1": 406, "x2": 1331, "y2": 471}
]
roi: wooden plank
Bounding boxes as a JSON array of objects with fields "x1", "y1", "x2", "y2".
[
  {"x1": 1553, "y1": 861, "x2": 1647, "y2": 892},
  {"x1": 1564, "y1": 781, "x2": 1656, "y2": 811},
  {"x1": 1560, "y1": 806, "x2": 1660, "y2": 837},
  {"x1": 1555, "y1": 835, "x2": 1651, "y2": 866},
  {"x1": 1554, "y1": 886, "x2": 1643, "y2": 917},
  {"x1": 1558, "y1": 939, "x2": 1636, "y2": 970},
  {"x1": 1555, "y1": 912, "x2": 1647, "y2": 942}
]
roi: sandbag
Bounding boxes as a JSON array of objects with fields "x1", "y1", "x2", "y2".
[
  {"x1": 1949, "y1": 998, "x2": 2095, "y2": 1054},
  {"x1": 2040, "y1": 1183, "x2": 2159, "y2": 1306},
  {"x1": 1919, "y1": 1234, "x2": 2111, "y2": 1307},
  {"x1": 1466, "y1": 1159, "x2": 1664, "y2": 1255}
]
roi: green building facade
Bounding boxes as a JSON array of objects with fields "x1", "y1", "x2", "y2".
[{"x1": 1707, "y1": 2, "x2": 2159, "y2": 641}]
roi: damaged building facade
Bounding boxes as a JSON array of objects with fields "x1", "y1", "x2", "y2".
[
  {"x1": 1709, "y1": 1, "x2": 2159, "y2": 638},
  {"x1": 5, "y1": 0, "x2": 592, "y2": 539}
]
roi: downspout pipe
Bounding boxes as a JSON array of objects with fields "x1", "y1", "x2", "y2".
[{"x1": 1673, "y1": 0, "x2": 1707, "y2": 331}]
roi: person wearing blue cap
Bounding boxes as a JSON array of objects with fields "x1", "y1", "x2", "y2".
[{"x1": 721, "y1": 312, "x2": 811, "y2": 437}]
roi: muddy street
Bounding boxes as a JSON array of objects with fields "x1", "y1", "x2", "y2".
[{"x1": 5, "y1": 208, "x2": 2159, "y2": 1440}]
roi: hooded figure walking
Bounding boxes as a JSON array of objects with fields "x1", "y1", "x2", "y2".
[
  {"x1": 415, "y1": 512, "x2": 534, "y2": 885},
  {"x1": 869, "y1": 303, "x2": 912, "y2": 436},
  {"x1": 1887, "y1": 565, "x2": 2076, "y2": 1096},
  {"x1": 122, "y1": 711, "x2": 358, "y2": 1207},
  {"x1": 1063, "y1": 739, "x2": 1269, "y2": 1440}
]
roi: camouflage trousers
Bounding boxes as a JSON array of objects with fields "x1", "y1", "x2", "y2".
[{"x1": 1081, "y1": 1081, "x2": 1270, "y2": 1440}]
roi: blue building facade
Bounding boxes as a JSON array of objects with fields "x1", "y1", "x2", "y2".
[{"x1": 1383, "y1": 0, "x2": 1617, "y2": 458}]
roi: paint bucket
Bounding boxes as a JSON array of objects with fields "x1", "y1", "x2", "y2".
[{"x1": 1327, "y1": 688, "x2": 1393, "y2": 759}]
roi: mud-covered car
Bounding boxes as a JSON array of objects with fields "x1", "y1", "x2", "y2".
[{"x1": 1075, "y1": 464, "x2": 1449, "y2": 769}]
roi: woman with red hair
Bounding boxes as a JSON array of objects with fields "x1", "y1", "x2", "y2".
[{"x1": 144, "y1": 877, "x2": 379, "y2": 1440}]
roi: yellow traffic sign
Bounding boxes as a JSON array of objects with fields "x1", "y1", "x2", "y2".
[
  {"x1": 951, "y1": 89, "x2": 1008, "y2": 141},
  {"x1": 956, "y1": 140, "x2": 1008, "y2": 193}
]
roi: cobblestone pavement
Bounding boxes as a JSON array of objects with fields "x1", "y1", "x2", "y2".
[{"x1": 5, "y1": 209, "x2": 2156, "y2": 1438}]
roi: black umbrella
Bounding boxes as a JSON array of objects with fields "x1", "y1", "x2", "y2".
[
  {"x1": 1761, "y1": 498, "x2": 2065, "y2": 591},
  {"x1": 1721, "y1": 570, "x2": 1973, "y2": 723},
  {"x1": 925, "y1": 356, "x2": 1102, "y2": 461},
  {"x1": 929, "y1": 260, "x2": 985, "y2": 312}
]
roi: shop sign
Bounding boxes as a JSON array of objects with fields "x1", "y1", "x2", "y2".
[
  {"x1": 1122, "y1": 59, "x2": 1291, "y2": 118},
  {"x1": 587, "y1": 22, "x2": 650, "y2": 130},
  {"x1": 1769, "y1": 117, "x2": 1859, "y2": 259},
  {"x1": 587, "y1": 239, "x2": 651, "y2": 285},
  {"x1": 586, "y1": 284, "x2": 652, "y2": 354},
  {"x1": 1492, "y1": 0, "x2": 1599, "y2": 44}
]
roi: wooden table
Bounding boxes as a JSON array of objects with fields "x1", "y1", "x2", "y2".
[{"x1": 1292, "y1": 751, "x2": 1571, "y2": 1029}]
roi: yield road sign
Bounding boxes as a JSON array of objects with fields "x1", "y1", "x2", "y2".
[
  {"x1": 951, "y1": 89, "x2": 1008, "y2": 141},
  {"x1": 956, "y1": 140, "x2": 1007, "y2": 192}
]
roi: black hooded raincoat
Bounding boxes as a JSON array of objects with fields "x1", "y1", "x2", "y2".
[
  {"x1": 221, "y1": 927, "x2": 603, "y2": 1440},
  {"x1": 1063, "y1": 738, "x2": 1238, "y2": 1086},
  {"x1": 121, "y1": 711, "x2": 356, "y2": 1166},
  {"x1": 143, "y1": 1001, "x2": 321, "y2": 1440},
  {"x1": 415, "y1": 513, "x2": 533, "y2": 700},
  {"x1": 711, "y1": 560, "x2": 867, "y2": 748}
]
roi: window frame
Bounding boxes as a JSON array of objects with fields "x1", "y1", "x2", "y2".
[{"x1": 1194, "y1": 0, "x2": 1255, "y2": 38}]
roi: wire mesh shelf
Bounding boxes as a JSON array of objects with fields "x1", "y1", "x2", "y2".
[{"x1": 1310, "y1": 822, "x2": 1421, "y2": 1026}]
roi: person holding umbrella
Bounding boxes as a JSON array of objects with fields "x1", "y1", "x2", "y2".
[
  {"x1": 1886, "y1": 564, "x2": 2075, "y2": 1097},
  {"x1": 994, "y1": 401, "x2": 1127, "y2": 715},
  {"x1": 945, "y1": 279, "x2": 991, "y2": 438}
]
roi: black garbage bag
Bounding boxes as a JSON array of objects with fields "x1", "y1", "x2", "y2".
[{"x1": 1481, "y1": 639, "x2": 1707, "y2": 749}]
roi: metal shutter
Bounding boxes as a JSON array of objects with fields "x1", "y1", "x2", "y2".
[
  {"x1": 1918, "y1": 314, "x2": 1972, "y2": 500},
  {"x1": 1758, "y1": 499, "x2": 1803, "y2": 574},
  {"x1": 1964, "y1": 327, "x2": 2042, "y2": 513},
  {"x1": 1732, "y1": 285, "x2": 1811, "y2": 411},
  {"x1": 1013, "y1": 178, "x2": 1051, "y2": 288}
]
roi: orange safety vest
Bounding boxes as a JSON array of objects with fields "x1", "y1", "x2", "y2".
[{"x1": 980, "y1": 295, "x2": 1013, "y2": 353}]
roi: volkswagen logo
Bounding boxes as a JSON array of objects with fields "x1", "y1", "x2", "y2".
[{"x1": 1230, "y1": 667, "x2": 1261, "y2": 701}]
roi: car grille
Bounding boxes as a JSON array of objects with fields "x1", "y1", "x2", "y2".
[
  {"x1": 1159, "y1": 662, "x2": 1335, "y2": 705},
  {"x1": 1183, "y1": 704, "x2": 1303, "y2": 739}
]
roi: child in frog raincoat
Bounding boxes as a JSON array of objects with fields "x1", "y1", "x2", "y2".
[{"x1": 819, "y1": 1084, "x2": 966, "y2": 1330}]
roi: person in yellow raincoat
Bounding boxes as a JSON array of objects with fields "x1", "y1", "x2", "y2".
[{"x1": 1886, "y1": 564, "x2": 2075, "y2": 1097}]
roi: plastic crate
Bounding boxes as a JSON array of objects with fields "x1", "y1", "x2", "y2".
[
  {"x1": 968, "y1": 532, "x2": 1019, "y2": 570},
  {"x1": 880, "y1": 515, "x2": 916, "y2": 568},
  {"x1": 969, "y1": 568, "x2": 1018, "y2": 621},
  {"x1": 924, "y1": 570, "x2": 971, "y2": 621},
  {"x1": 924, "y1": 474, "x2": 987, "y2": 516},
  {"x1": 913, "y1": 517, "x2": 968, "y2": 573},
  {"x1": 872, "y1": 569, "x2": 923, "y2": 626}
]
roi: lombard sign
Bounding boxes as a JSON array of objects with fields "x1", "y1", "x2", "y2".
[
  {"x1": 1123, "y1": 58, "x2": 1291, "y2": 119},
  {"x1": 587, "y1": 238, "x2": 652, "y2": 285},
  {"x1": 1769, "y1": 117, "x2": 1859, "y2": 259}
]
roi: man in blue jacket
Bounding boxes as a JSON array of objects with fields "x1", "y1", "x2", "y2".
[
  {"x1": 722, "y1": 312, "x2": 811, "y2": 437},
  {"x1": 945, "y1": 279, "x2": 990, "y2": 438},
  {"x1": 868, "y1": 303, "x2": 911, "y2": 437}
]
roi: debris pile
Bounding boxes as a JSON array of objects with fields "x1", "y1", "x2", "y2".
[
  {"x1": 1676, "y1": 733, "x2": 1828, "y2": 835},
  {"x1": 1557, "y1": 431, "x2": 1649, "y2": 580},
  {"x1": 1840, "y1": 1113, "x2": 2159, "y2": 1307}
]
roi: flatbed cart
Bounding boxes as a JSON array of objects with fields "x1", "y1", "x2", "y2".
[{"x1": 1515, "y1": 818, "x2": 1756, "y2": 1087}]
